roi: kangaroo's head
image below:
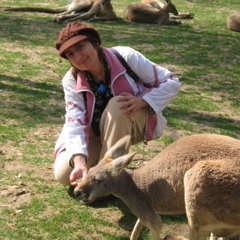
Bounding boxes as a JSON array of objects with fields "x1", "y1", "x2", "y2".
[
  {"x1": 74, "y1": 135, "x2": 136, "y2": 203},
  {"x1": 164, "y1": 0, "x2": 178, "y2": 15}
]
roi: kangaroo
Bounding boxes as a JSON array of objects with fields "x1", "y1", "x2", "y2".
[
  {"x1": 125, "y1": 0, "x2": 181, "y2": 25},
  {"x1": 74, "y1": 134, "x2": 240, "y2": 240},
  {"x1": 2, "y1": 0, "x2": 118, "y2": 22},
  {"x1": 141, "y1": 0, "x2": 194, "y2": 19},
  {"x1": 227, "y1": 12, "x2": 240, "y2": 32},
  {"x1": 141, "y1": 0, "x2": 165, "y2": 10},
  {"x1": 165, "y1": 160, "x2": 240, "y2": 240},
  {"x1": 184, "y1": 159, "x2": 240, "y2": 240}
]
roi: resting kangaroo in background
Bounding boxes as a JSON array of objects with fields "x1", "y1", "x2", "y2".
[
  {"x1": 74, "y1": 134, "x2": 240, "y2": 240},
  {"x1": 125, "y1": 0, "x2": 181, "y2": 25},
  {"x1": 2, "y1": 0, "x2": 118, "y2": 22},
  {"x1": 141, "y1": 0, "x2": 194, "y2": 19},
  {"x1": 227, "y1": 12, "x2": 240, "y2": 32}
]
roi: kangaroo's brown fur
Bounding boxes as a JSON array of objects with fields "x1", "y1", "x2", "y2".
[
  {"x1": 184, "y1": 159, "x2": 240, "y2": 240},
  {"x1": 2, "y1": 0, "x2": 118, "y2": 22},
  {"x1": 141, "y1": 0, "x2": 165, "y2": 10},
  {"x1": 141, "y1": 0, "x2": 194, "y2": 19},
  {"x1": 227, "y1": 12, "x2": 240, "y2": 32},
  {"x1": 74, "y1": 134, "x2": 240, "y2": 240},
  {"x1": 125, "y1": 0, "x2": 181, "y2": 25}
]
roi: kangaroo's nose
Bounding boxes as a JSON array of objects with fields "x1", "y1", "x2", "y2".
[{"x1": 74, "y1": 187, "x2": 81, "y2": 196}]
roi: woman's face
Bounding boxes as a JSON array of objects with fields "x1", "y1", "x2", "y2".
[{"x1": 64, "y1": 40, "x2": 99, "y2": 71}]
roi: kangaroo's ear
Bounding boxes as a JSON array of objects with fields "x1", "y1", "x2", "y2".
[
  {"x1": 111, "y1": 152, "x2": 136, "y2": 176},
  {"x1": 104, "y1": 135, "x2": 131, "y2": 159},
  {"x1": 166, "y1": 0, "x2": 170, "y2": 3}
]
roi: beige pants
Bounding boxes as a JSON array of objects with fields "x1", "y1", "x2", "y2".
[{"x1": 54, "y1": 96, "x2": 148, "y2": 185}]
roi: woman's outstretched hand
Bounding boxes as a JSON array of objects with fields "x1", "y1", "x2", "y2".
[{"x1": 70, "y1": 155, "x2": 88, "y2": 186}]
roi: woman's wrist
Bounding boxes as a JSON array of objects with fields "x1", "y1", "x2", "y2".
[
  {"x1": 141, "y1": 97, "x2": 155, "y2": 114},
  {"x1": 70, "y1": 154, "x2": 87, "y2": 168}
]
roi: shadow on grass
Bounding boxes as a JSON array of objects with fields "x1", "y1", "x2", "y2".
[
  {"x1": 67, "y1": 186, "x2": 142, "y2": 237},
  {"x1": 0, "y1": 74, "x2": 62, "y2": 93},
  {"x1": 0, "y1": 74, "x2": 64, "y2": 124},
  {"x1": 166, "y1": 107, "x2": 240, "y2": 137},
  {"x1": 67, "y1": 186, "x2": 119, "y2": 208},
  {"x1": 67, "y1": 184, "x2": 187, "y2": 239}
]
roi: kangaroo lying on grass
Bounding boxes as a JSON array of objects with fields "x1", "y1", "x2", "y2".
[
  {"x1": 74, "y1": 134, "x2": 240, "y2": 240},
  {"x1": 2, "y1": 0, "x2": 118, "y2": 22},
  {"x1": 227, "y1": 12, "x2": 240, "y2": 32},
  {"x1": 141, "y1": 0, "x2": 194, "y2": 19},
  {"x1": 125, "y1": 0, "x2": 181, "y2": 25}
]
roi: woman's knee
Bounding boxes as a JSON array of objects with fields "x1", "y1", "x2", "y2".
[
  {"x1": 54, "y1": 169, "x2": 71, "y2": 186},
  {"x1": 53, "y1": 151, "x2": 72, "y2": 186},
  {"x1": 106, "y1": 96, "x2": 125, "y2": 119}
]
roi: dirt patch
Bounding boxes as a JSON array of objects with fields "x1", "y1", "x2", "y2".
[
  {"x1": 0, "y1": 160, "x2": 50, "y2": 211},
  {"x1": 0, "y1": 184, "x2": 31, "y2": 209}
]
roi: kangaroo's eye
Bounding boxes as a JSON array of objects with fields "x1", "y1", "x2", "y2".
[
  {"x1": 94, "y1": 175, "x2": 104, "y2": 183},
  {"x1": 94, "y1": 178, "x2": 102, "y2": 183}
]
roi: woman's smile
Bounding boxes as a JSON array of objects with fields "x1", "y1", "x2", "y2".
[{"x1": 77, "y1": 56, "x2": 88, "y2": 67}]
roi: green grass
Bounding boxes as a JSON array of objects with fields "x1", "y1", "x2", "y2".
[{"x1": 0, "y1": 0, "x2": 239, "y2": 239}]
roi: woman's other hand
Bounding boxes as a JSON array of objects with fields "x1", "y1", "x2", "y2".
[
  {"x1": 117, "y1": 92, "x2": 148, "y2": 118},
  {"x1": 70, "y1": 155, "x2": 88, "y2": 186}
]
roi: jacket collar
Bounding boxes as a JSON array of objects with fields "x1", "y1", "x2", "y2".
[{"x1": 102, "y1": 47, "x2": 126, "y2": 81}]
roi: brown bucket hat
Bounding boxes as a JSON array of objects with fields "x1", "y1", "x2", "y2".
[{"x1": 55, "y1": 22, "x2": 101, "y2": 59}]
